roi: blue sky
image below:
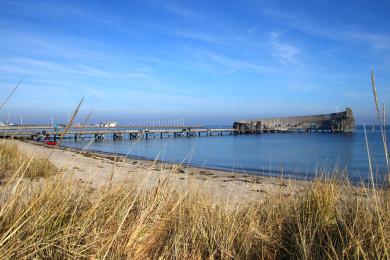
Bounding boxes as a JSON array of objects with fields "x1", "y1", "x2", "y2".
[{"x1": 0, "y1": 0, "x2": 389, "y2": 125}]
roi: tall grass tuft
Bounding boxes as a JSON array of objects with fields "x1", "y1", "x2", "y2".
[
  {"x1": 371, "y1": 68, "x2": 389, "y2": 174},
  {"x1": 0, "y1": 142, "x2": 56, "y2": 179}
]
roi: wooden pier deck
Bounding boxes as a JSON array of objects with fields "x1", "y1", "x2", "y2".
[{"x1": 0, "y1": 126, "x2": 235, "y2": 141}]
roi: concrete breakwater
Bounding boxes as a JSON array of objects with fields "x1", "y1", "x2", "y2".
[{"x1": 233, "y1": 107, "x2": 355, "y2": 133}]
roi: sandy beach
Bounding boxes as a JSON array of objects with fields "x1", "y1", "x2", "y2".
[{"x1": 11, "y1": 139, "x2": 311, "y2": 204}]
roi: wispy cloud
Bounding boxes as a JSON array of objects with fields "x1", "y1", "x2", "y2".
[
  {"x1": 343, "y1": 31, "x2": 390, "y2": 50},
  {"x1": 0, "y1": 27, "x2": 155, "y2": 81},
  {"x1": 343, "y1": 90, "x2": 370, "y2": 98},
  {"x1": 247, "y1": 25, "x2": 257, "y2": 35},
  {"x1": 268, "y1": 32, "x2": 301, "y2": 65},
  {"x1": 1, "y1": 57, "x2": 154, "y2": 84},
  {"x1": 0, "y1": 1, "x2": 122, "y2": 26},
  {"x1": 84, "y1": 87, "x2": 108, "y2": 99},
  {"x1": 163, "y1": 3, "x2": 203, "y2": 21},
  {"x1": 262, "y1": 8, "x2": 390, "y2": 51},
  {"x1": 199, "y1": 50, "x2": 279, "y2": 75},
  {"x1": 170, "y1": 30, "x2": 222, "y2": 44}
]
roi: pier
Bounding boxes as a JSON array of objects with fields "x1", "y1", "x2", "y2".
[
  {"x1": 0, "y1": 126, "x2": 235, "y2": 141},
  {"x1": 0, "y1": 107, "x2": 355, "y2": 141},
  {"x1": 233, "y1": 107, "x2": 355, "y2": 134}
]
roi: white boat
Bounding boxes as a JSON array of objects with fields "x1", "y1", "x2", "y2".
[{"x1": 99, "y1": 121, "x2": 118, "y2": 128}]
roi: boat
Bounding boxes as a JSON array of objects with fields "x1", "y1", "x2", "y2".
[
  {"x1": 45, "y1": 141, "x2": 57, "y2": 146},
  {"x1": 99, "y1": 121, "x2": 118, "y2": 127}
]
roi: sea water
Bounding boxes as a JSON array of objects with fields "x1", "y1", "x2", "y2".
[{"x1": 61, "y1": 126, "x2": 389, "y2": 183}]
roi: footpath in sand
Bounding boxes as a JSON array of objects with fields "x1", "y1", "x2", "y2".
[{"x1": 13, "y1": 140, "x2": 309, "y2": 204}]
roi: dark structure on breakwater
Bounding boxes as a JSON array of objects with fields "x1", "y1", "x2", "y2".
[{"x1": 233, "y1": 107, "x2": 355, "y2": 134}]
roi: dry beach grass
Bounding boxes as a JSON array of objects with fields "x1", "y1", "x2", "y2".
[
  {"x1": 0, "y1": 70, "x2": 389, "y2": 258},
  {"x1": 0, "y1": 140, "x2": 388, "y2": 259}
]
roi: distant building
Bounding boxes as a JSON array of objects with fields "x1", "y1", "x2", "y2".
[
  {"x1": 0, "y1": 121, "x2": 5, "y2": 126},
  {"x1": 99, "y1": 121, "x2": 118, "y2": 127}
]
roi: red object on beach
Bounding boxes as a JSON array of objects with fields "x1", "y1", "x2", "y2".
[{"x1": 45, "y1": 141, "x2": 57, "y2": 146}]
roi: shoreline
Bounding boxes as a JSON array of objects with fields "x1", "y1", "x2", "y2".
[
  {"x1": 11, "y1": 139, "x2": 314, "y2": 204},
  {"x1": 32, "y1": 139, "x2": 321, "y2": 183},
  {"x1": 60, "y1": 143, "x2": 315, "y2": 181},
  {"x1": 58, "y1": 141, "x2": 368, "y2": 184}
]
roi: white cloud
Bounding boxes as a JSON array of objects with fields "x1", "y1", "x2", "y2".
[
  {"x1": 262, "y1": 8, "x2": 390, "y2": 51},
  {"x1": 344, "y1": 31, "x2": 390, "y2": 50},
  {"x1": 344, "y1": 91, "x2": 369, "y2": 98},
  {"x1": 269, "y1": 31, "x2": 280, "y2": 41},
  {"x1": 0, "y1": 1, "x2": 122, "y2": 26},
  {"x1": 268, "y1": 32, "x2": 301, "y2": 65},
  {"x1": 247, "y1": 26, "x2": 257, "y2": 35},
  {"x1": 200, "y1": 50, "x2": 280, "y2": 75},
  {"x1": 0, "y1": 29, "x2": 154, "y2": 81},
  {"x1": 172, "y1": 30, "x2": 222, "y2": 44},
  {"x1": 163, "y1": 3, "x2": 203, "y2": 21},
  {"x1": 1, "y1": 57, "x2": 110, "y2": 77}
]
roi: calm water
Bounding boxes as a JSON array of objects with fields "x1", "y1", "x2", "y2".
[{"x1": 61, "y1": 126, "x2": 389, "y2": 182}]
